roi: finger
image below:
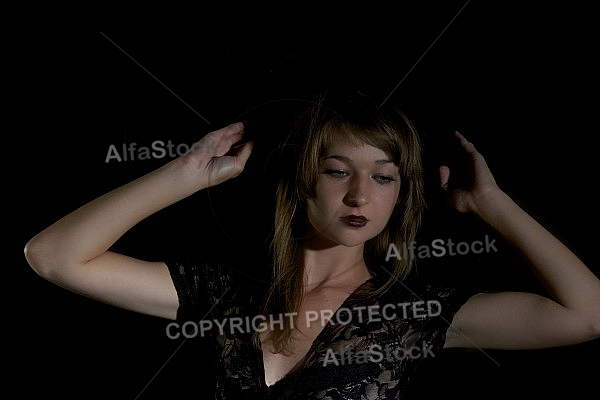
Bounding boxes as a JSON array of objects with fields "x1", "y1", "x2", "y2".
[
  {"x1": 454, "y1": 130, "x2": 478, "y2": 155},
  {"x1": 203, "y1": 122, "x2": 246, "y2": 157},
  {"x1": 222, "y1": 121, "x2": 246, "y2": 142},
  {"x1": 216, "y1": 141, "x2": 254, "y2": 181},
  {"x1": 235, "y1": 140, "x2": 254, "y2": 167},
  {"x1": 439, "y1": 165, "x2": 450, "y2": 191}
]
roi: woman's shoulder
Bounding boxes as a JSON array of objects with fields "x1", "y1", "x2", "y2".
[{"x1": 164, "y1": 253, "x2": 269, "y2": 322}]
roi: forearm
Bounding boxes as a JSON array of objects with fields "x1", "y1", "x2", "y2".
[
  {"x1": 473, "y1": 189, "x2": 600, "y2": 318},
  {"x1": 26, "y1": 156, "x2": 202, "y2": 274}
]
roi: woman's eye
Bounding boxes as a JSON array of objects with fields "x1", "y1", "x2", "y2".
[
  {"x1": 374, "y1": 175, "x2": 396, "y2": 184},
  {"x1": 324, "y1": 169, "x2": 348, "y2": 178}
]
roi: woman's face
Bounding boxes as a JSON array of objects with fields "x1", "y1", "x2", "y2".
[{"x1": 306, "y1": 135, "x2": 401, "y2": 248}]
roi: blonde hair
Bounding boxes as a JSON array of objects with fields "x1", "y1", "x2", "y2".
[{"x1": 255, "y1": 88, "x2": 425, "y2": 353}]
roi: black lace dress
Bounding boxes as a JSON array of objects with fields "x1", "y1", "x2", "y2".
[{"x1": 167, "y1": 257, "x2": 474, "y2": 399}]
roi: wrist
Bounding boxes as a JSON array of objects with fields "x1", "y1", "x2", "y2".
[
  {"x1": 469, "y1": 187, "x2": 512, "y2": 222},
  {"x1": 158, "y1": 155, "x2": 210, "y2": 196}
]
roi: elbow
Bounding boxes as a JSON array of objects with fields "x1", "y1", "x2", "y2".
[
  {"x1": 592, "y1": 318, "x2": 600, "y2": 341},
  {"x1": 589, "y1": 297, "x2": 600, "y2": 340},
  {"x1": 579, "y1": 309, "x2": 600, "y2": 343},
  {"x1": 24, "y1": 234, "x2": 58, "y2": 281}
]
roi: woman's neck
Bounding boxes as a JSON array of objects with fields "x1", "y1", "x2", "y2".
[{"x1": 301, "y1": 240, "x2": 371, "y2": 291}]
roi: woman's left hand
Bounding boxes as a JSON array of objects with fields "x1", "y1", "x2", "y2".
[{"x1": 439, "y1": 131, "x2": 502, "y2": 214}]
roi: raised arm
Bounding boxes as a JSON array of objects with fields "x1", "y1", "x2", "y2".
[
  {"x1": 24, "y1": 122, "x2": 253, "y2": 320},
  {"x1": 441, "y1": 131, "x2": 600, "y2": 349}
]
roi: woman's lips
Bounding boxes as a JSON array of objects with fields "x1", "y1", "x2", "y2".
[{"x1": 341, "y1": 215, "x2": 368, "y2": 227}]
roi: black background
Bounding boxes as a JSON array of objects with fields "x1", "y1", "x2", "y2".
[{"x1": 14, "y1": 3, "x2": 599, "y2": 399}]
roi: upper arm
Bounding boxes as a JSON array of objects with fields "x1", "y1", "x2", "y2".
[
  {"x1": 444, "y1": 291, "x2": 598, "y2": 350},
  {"x1": 28, "y1": 248, "x2": 180, "y2": 320}
]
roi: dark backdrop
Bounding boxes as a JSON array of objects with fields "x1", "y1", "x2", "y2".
[{"x1": 15, "y1": 3, "x2": 599, "y2": 399}]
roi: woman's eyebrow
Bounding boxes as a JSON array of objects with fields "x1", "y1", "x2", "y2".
[{"x1": 322, "y1": 154, "x2": 394, "y2": 165}]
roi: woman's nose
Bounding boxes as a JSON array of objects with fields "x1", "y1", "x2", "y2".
[{"x1": 343, "y1": 175, "x2": 369, "y2": 207}]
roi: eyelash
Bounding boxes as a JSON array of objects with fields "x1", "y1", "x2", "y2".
[
  {"x1": 324, "y1": 169, "x2": 348, "y2": 178},
  {"x1": 323, "y1": 169, "x2": 396, "y2": 184}
]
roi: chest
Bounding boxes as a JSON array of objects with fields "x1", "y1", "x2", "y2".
[{"x1": 261, "y1": 288, "x2": 352, "y2": 387}]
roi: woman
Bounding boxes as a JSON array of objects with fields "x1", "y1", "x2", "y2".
[{"x1": 24, "y1": 88, "x2": 600, "y2": 399}]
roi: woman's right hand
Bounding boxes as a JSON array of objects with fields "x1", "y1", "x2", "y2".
[{"x1": 182, "y1": 122, "x2": 254, "y2": 190}]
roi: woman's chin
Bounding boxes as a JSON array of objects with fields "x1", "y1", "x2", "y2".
[{"x1": 329, "y1": 230, "x2": 380, "y2": 248}]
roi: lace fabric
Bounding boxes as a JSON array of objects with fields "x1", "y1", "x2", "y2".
[{"x1": 166, "y1": 257, "x2": 474, "y2": 399}]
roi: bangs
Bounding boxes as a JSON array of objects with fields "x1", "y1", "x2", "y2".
[{"x1": 320, "y1": 122, "x2": 402, "y2": 166}]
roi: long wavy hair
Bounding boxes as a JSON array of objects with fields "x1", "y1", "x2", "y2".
[{"x1": 254, "y1": 88, "x2": 426, "y2": 354}]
